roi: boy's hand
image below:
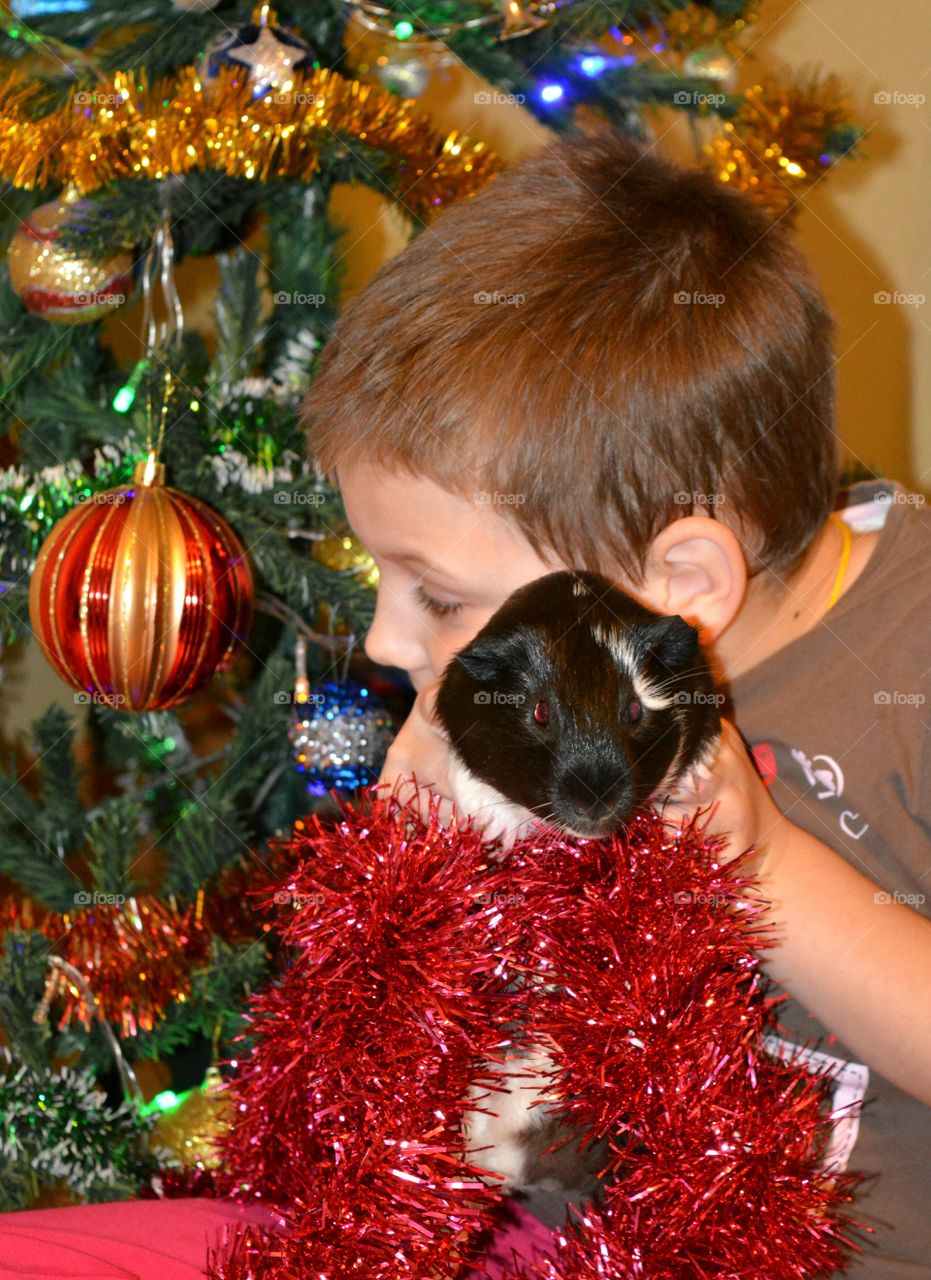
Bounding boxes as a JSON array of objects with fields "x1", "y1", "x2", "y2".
[
  {"x1": 372, "y1": 677, "x2": 457, "y2": 828},
  {"x1": 653, "y1": 718, "x2": 789, "y2": 876}
]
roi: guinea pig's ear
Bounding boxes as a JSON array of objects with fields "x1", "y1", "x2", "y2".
[
  {"x1": 454, "y1": 631, "x2": 523, "y2": 684},
  {"x1": 648, "y1": 614, "x2": 699, "y2": 670}
]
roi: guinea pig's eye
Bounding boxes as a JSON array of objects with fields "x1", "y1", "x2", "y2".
[
  {"x1": 533, "y1": 700, "x2": 550, "y2": 727},
  {"x1": 626, "y1": 697, "x2": 642, "y2": 723}
]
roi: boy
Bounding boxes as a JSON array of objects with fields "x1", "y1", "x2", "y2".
[{"x1": 303, "y1": 127, "x2": 931, "y2": 1277}]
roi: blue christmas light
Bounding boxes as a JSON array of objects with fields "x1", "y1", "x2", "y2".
[
  {"x1": 539, "y1": 82, "x2": 566, "y2": 104},
  {"x1": 579, "y1": 55, "x2": 609, "y2": 77},
  {"x1": 11, "y1": 0, "x2": 89, "y2": 12},
  {"x1": 577, "y1": 50, "x2": 637, "y2": 76}
]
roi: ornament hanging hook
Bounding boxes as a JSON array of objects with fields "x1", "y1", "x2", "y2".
[
  {"x1": 139, "y1": 209, "x2": 183, "y2": 477},
  {"x1": 141, "y1": 215, "x2": 183, "y2": 359},
  {"x1": 339, "y1": 626, "x2": 356, "y2": 685},
  {"x1": 294, "y1": 633, "x2": 309, "y2": 706},
  {"x1": 35, "y1": 956, "x2": 145, "y2": 1106}
]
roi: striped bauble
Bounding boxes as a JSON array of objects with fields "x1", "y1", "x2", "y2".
[{"x1": 29, "y1": 457, "x2": 254, "y2": 711}]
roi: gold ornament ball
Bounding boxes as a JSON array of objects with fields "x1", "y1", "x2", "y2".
[
  {"x1": 150, "y1": 1069, "x2": 231, "y2": 1169},
  {"x1": 7, "y1": 187, "x2": 133, "y2": 324},
  {"x1": 312, "y1": 532, "x2": 379, "y2": 588}
]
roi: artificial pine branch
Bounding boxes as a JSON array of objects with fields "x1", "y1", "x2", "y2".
[
  {"x1": 84, "y1": 795, "x2": 147, "y2": 898},
  {"x1": 0, "y1": 707, "x2": 87, "y2": 911},
  {"x1": 0, "y1": 929, "x2": 55, "y2": 1074},
  {"x1": 214, "y1": 247, "x2": 268, "y2": 394}
]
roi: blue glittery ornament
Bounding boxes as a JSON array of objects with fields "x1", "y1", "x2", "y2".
[{"x1": 288, "y1": 680, "x2": 394, "y2": 795}]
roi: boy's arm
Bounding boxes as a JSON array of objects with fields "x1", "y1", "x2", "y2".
[
  {"x1": 755, "y1": 811, "x2": 931, "y2": 1105},
  {"x1": 665, "y1": 720, "x2": 931, "y2": 1108}
]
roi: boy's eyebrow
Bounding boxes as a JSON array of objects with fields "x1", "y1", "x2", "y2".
[{"x1": 386, "y1": 549, "x2": 460, "y2": 581}]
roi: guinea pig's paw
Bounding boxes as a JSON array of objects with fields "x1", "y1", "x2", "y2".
[
  {"x1": 675, "y1": 765, "x2": 705, "y2": 797},
  {"x1": 462, "y1": 797, "x2": 544, "y2": 852},
  {"x1": 665, "y1": 732, "x2": 723, "y2": 801},
  {"x1": 692, "y1": 729, "x2": 723, "y2": 776}
]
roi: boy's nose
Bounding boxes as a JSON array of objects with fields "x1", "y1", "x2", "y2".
[{"x1": 364, "y1": 604, "x2": 427, "y2": 675}]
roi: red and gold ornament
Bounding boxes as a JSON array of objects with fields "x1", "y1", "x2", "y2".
[
  {"x1": 7, "y1": 185, "x2": 133, "y2": 324},
  {"x1": 29, "y1": 453, "x2": 254, "y2": 712},
  {"x1": 34, "y1": 895, "x2": 211, "y2": 1037}
]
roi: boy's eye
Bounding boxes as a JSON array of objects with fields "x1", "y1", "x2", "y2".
[
  {"x1": 626, "y1": 698, "x2": 642, "y2": 723},
  {"x1": 415, "y1": 583, "x2": 463, "y2": 619},
  {"x1": 533, "y1": 701, "x2": 550, "y2": 726}
]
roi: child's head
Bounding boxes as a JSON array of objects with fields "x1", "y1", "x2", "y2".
[{"x1": 303, "y1": 127, "x2": 839, "y2": 685}]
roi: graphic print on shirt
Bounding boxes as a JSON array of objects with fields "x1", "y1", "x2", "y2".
[
  {"x1": 750, "y1": 741, "x2": 777, "y2": 787},
  {"x1": 790, "y1": 745, "x2": 871, "y2": 840},
  {"x1": 749, "y1": 740, "x2": 870, "y2": 841}
]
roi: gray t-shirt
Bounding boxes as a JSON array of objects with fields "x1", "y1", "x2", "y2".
[{"x1": 727, "y1": 477, "x2": 931, "y2": 1276}]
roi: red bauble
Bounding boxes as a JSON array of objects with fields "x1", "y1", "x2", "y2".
[{"x1": 28, "y1": 457, "x2": 254, "y2": 711}]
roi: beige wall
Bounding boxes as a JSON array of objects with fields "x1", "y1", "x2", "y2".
[
  {"x1": 748, "y1": 0, "x2": 929, "y2": 488},
  {"x1": 5, "y1": 1, "x2": 927, "y2": 741}
]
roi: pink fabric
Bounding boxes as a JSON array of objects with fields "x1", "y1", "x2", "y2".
[
  {"x1": 0, "y1": 1199, "x2": 277, "y2": 1279},
  {"x1": 0, "y1": 1196, "x2": 559, "y2": 1279},
  {"x1": 461, "y1": 1196, "x2": 561, "y2": 1279}
]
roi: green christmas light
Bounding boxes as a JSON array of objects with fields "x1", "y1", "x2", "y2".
[
  {"x1": 112, "y1": 384, "x2": 136, "y2": 413},
  {"x1": 394, "y1": 20, "x2": 414, "y2": 39},
  {"x1": 112, "y1": 355, "x2": 150, "y2": 415},
  {"x1": 152, "y1": 1089, "x2": 180, "y2": 1112}
]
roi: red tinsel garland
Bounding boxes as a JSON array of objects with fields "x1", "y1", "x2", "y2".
[{"x1": 206, "y1": 791, "x2": 867, "y2": 1279}]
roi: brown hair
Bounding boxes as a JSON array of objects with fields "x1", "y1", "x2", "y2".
[{"x1": 302, "y1": 126, "x2": 839, "y2": 586}]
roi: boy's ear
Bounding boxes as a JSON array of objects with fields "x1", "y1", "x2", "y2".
[{"x1": 642, "y1": 515, "x2": 747, "y2": 641}]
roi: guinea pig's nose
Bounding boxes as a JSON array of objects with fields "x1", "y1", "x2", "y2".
[{"x1": 553, "y1": 765, "x2": 633, "y2": 834}]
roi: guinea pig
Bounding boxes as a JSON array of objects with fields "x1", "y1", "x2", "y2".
[
  {"x1": 435, "y1": 569, "x2": 722, "y2": 852},
  {"x1": 434, "y1": 570, "x2": 723, "y2": 1228}
]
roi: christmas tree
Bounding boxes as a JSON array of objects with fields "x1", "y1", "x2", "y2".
[{"x1": 0, "y1": 0, "x2": 863, "y2": 1211}]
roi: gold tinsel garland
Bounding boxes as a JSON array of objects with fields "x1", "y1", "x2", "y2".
[
  {"x1": 0, "y1": 62, "x2": 502, "y2": 220},
  {"x1": 0, "y1": 53, "x2": 858, "y2": 228},
  {"x1": 704, "y1": 75, "x2": 858, "y2": 215}
]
